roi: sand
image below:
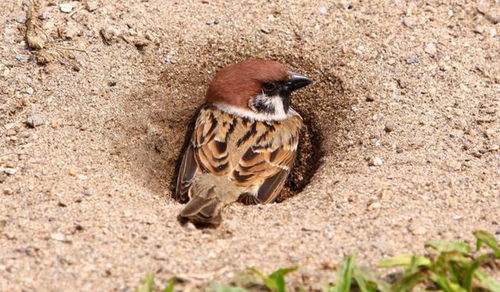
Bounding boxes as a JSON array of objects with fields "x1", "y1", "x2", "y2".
[{"x1": 0, "y1": 0, "x2": 499, "y2": 290}]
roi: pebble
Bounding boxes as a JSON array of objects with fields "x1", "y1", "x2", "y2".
[
  {"x1": 365, "y1": 96, "x2": 375, "y2": 102},
  {"x1": 406, "y1": 56, "x2": 420, "y2": 64},
  {"x1": 51, "y1": 233, "x2": 71, "y2": 243},
  {"x1": 68, "y1": 168, "x2": 77, "y2": 176},
  {"x1": 260, "y1": 28, "x2": 271, "y2": 34},
  {"x1": 59, "y1": 2, "x2": 77, "y2": 13},
  {"x1": 5, "y1": 129, "x2": 17, "y2": 136},
  {"x1": 25, "y1": 113, "x2": 45, "y2": 128},
  {"x1": 205, "y1": 20, "x2": 219, "y2": 26},
  {"x1": 424, "y1": 43, "x2": 437, "y2": 55},
  {"x1": 77, "y1": 174, "x2": 88, "y2": 180},
  {"x1": 384, "y1": 123, "x2": 395, "y2": 133},
  {"x1": 85, "y1": 0, "x2": 99, "y2": 11},
  {"x1": 368, "y1": 202, "x2": 382, "y2": 210},
  {"x1": 3, "y1": 188, "x2": 13, "y2": 195},
  {"x1": 25, "y1": 87, "x2": 34, "y2": 95},
  {"x1": 473, "y1": 26, "x2": 485, "y2": 34},
  {"x1": 16, "y1": 54, "x2": 30, "y2": 63},
  {"x1": 449, "y1": 129, "x2": 464, "y2": 138},
  {"x1": 477, "y1": 3, "x2": 500, "y2": 24},
  {"x1": 16, "y1": 15, "x2": 27, "y2": 24},
  {"x1": 410, "y1": 225, "x2": 426, "y2": 235},
  {"x1": 402, "y1": 16, "x2": 416, "y2": 27},
  {"x1": 3, "y1": 168, "x2": 18, "y2": 175},
  {"x1": 369, "y1": 157, "x2": 383, "y2": 166},
  {"x1": 318, "y1": 7, "x2": 328, "y2": 14}
]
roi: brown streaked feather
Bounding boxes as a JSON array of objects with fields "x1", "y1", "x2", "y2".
[
  {"x1": 176, "y1": 105, "x2": 302, "y2": 226},
  {"x1": 174, "y1": 144, "x2": 197, "y2": 203},
  {"x1": 256, "y1": 169, "x2": 291, "y2": 203}
]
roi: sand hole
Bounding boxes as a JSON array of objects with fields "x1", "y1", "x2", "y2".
[{"x1": 121, "y1": 42, "x2": 350, "y2": 202}]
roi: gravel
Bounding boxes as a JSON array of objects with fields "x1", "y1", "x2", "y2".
[{"x1": 25, "y1": 113, "x2": 45, "y2": 128}]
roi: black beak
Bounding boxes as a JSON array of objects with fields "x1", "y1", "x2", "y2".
[{"x1": 286, "y1": 72, "x2": 313, "y2": 92}]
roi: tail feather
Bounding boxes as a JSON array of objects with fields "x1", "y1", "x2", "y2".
[{"x1": 178, "y1": 190, "x2": 223, "y2": 228}]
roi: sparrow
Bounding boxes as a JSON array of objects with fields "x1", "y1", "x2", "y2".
[{"x1": 174, "y1": 59, "x2": 313, "y2": 228}]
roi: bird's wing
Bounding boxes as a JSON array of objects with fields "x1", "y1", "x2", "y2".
[
  {"x1": 175, "y1": 107, "x2": 234, "y2": 200},
  {"x1": 174, "y1": 143, "x2": 197, "y2": 203},
  {"x1": 234, "y1": 115, "x2": 302, "y2": 204}
]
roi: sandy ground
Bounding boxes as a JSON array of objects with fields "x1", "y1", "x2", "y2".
[{"x1": 1, "y1": 0, "x2": 499, "y2": 290}]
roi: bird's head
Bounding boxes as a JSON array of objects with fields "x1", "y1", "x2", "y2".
[{"x1": 206, "y1": 59, "x2": 313, "y2": 121}]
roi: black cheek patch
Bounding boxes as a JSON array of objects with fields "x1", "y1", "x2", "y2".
[{"x1": 252, "y1": 98, "x2": 275, "y2": 114}]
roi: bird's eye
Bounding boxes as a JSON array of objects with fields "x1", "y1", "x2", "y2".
[{"x1": 262, "y1": 82, "x2": 277, "y2": 92}]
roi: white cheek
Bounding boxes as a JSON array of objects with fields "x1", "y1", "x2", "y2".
[{"x1": 214, "y1": 94, "x2": 298, "y2": 121}]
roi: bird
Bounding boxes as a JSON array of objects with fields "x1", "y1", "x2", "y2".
[{"x1": 174, "y1": 59, "x2": 313, "y2": 228}]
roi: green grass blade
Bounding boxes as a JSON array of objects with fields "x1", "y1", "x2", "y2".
[
  {"x1": 268, "y1": 267, "x2": 297, "y2": 292},
  {"x1": 353, "y1": 266, "x2": 389, "y2": 292},
  {"x1": 136, "y1": 272, "x2": 155, "y2": 292},
  {"x1": 425, "y1": 240, "x2": 471, "y2": 254},
  {"x1": 378, "y1": 254, "x2": 431, "y2": 268},
  {"x1": 162, "y1": 278, "x2": 176, "y2": 292},
  {"x1": 431, "y1": 272, "x2": 468, "y2": 292},
  {"x1": 475, "y1": 270, "x2": 500, "y2": 291},
  {"x1": 249, "y1": 267, "x2": 296, "y2": 292},
  {"x1": 332, "y1": 255, "x2": 355, "y2": 292},
  {"x1": 473, "y1": 230, "x2": 500, "y2": 258}
]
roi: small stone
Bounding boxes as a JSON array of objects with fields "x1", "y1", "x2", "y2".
[
  {"x1": 5, "y1": 129, "x2": 17, "y2": 136},
  {"x1": 387, "y1": 58, "x2": 396, "y2": 65},
  {"x1": 384, "y1": 123, "x2": 395, "y2": 133},
  {"x1": 3, "y1": 168, "x2": 18, "y2": 175},
  {"x1": 411, "y1": 226, "x2": 426, "y2": 235},
  {"x1": 85, "y1": 0, "x2": 99, "y2": 11},
  {"x1": 473, "y1": 26, "x2": 485, "y2": 34},
  {"x1": 182, "y1": 222, "x2": 197, "y2": 232},
  {"x1": 424, "y1": 43, "x2": 437, "y2": 55},
  {"x1": 3, "y1": 188, "x2": 13, "y2": 195},
  {"x1": 68, "y1": 168, "x2": 77, "y2": 176},
  {"x1": 205, "y1": 20, "x2": 218, "y2": 25},
  {"x1": 318, "y1": 7, "x2": 328, "y2": 14},
  {"x1": 368, "y1": 202, "x2": 382, "y2": 210},
  {"x1": 402, "y1": 16, "x2": 416, "y2": 27},
  {"x1": 406, "y1": 56, "x2": 420, "y2": 64},
  {"x1": 51, "y1": 233, "x2": 71, "y2": 243},
  {"x1": 449, "y1": 129, "x2": 464, "y2": 138},
  {"x1": 25, "y1": 113, "x2": 45, "y2": 128},
  {"x1": 477, "y1": 3, "x2": 500, "y2": 24},
  {"x1": 16, "y1": 15, "x2": 27, "y2": 24},
  {"x1": 25, "y1": 87, "x2": 34, "y2": 95},
  {"x1": 260, "y1": 27, "x2": 271, "y2": 34},
  {"x1": 16, "y1": 54, "x2": 30, "y2": 63},
  {"x1": 365, "y1": 96, "x2": 375, "y2": 102},
  {"x1": 289, "y1": 255, "x2": 301, "y2": 262},
  {"x1": 369, "y1": 157, "x2": 383, "y2": 166},
  {"x1": 59, "y1": 2, "x2": 77, "y2": 13},
  {"x1": 76, "y1": 174, "x2": 88, "y2": 180}
]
